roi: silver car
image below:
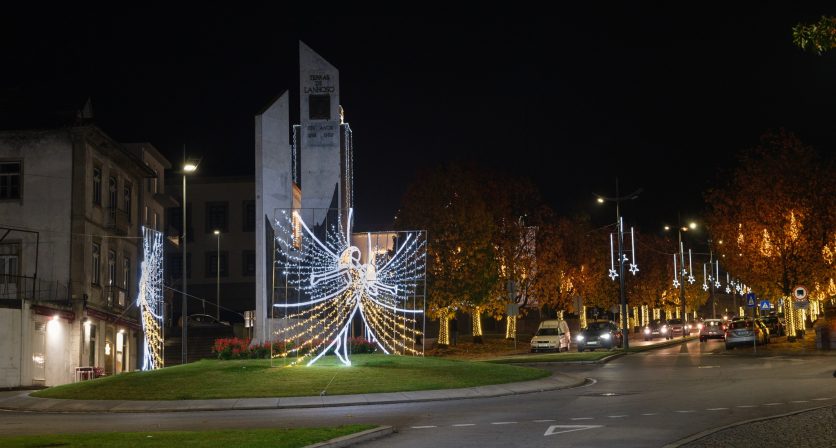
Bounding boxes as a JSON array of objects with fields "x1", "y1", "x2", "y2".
[
  {"x1": 699, "y1": 319, "x2": 725, "y2": 342},
  {"x1": 724, "y1": 319, "x2": 758, "y2": 349}
]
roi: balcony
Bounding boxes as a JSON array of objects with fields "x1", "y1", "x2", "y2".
[{"x1": 104, "y1": 208, "x2": 130, "y2": 236}]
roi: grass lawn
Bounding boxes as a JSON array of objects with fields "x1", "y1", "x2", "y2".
[
  {"x1": 32, "y1": 354, "x2": 549, "y2": 400},
  {"x1": 488, "y1": 351, "x2": 615, "y2": 364},
  {"x1": 0, "y1": 425, "x2": 376, "y2": 448}
]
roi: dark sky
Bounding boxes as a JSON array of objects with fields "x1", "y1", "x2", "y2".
[{"x1": 4, "y1": 6, "x2": 836, "y2": 232}]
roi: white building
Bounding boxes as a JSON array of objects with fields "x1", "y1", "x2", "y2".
[{"x1": 0, "y1": 123, "x2": 166, "y2": 387}]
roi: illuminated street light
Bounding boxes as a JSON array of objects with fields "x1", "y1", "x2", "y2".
[{"x1": 181, "y1": 158, "x2": 198, "y2": 365}]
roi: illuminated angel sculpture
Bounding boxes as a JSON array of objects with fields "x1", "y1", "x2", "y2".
[
  {"x1": 272, "y1": 208, "x2": 426, "y2": 366},
  {"x1": 138, "y1": 226, "x2": 164, "y2": 370}
]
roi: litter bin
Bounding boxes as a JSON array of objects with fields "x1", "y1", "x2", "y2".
[{"x1": 816, "y1": 327, "x2": 830, "y2": 350}]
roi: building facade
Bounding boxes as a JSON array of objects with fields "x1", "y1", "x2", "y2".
[{"x1": 0, "y1": 125, "x2": 161, "y2": 387}]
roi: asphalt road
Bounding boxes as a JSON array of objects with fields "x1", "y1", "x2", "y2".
[{"x1": 1, "y1": 339, "x2": 833, "y2": 447}]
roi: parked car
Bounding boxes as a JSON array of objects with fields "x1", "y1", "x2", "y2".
[
  {"x1": 530, "y1": 319, "x2": 571, "y2": 352},
  {"x1": 761, "y1": 316, "x2": 785, "y2": 336},
  {"x1": 576, "y1": 321, "x2": 623, "y2": 351},
  {"x1": 643, "y1": 319, "x2": 670, "y2": 341},
  {"x1": 667, "y1": 318, "x2": 690, "y2": 337},
  {"x1": 699, "y1": 318, "x2": 726, "y2": 342},
  {"x1": 725, "y1": 319, "x2": 769, "y2": 349}
]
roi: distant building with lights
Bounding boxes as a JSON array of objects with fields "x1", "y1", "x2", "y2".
[{"x1": 0, "y1": 99, "x2": 172, "y2": 387}]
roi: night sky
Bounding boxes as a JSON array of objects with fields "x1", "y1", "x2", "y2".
[{"x1": 4, "y1": 6, "x2": 836, "y2": 232}]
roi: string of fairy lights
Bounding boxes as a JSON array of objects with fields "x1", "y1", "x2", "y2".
[
  {"x1": 138, "y1": 226, "x2": 164, "y2": 371},
  {"x1": 272, "y1": 208, "x2": 426, "y2": 366}
]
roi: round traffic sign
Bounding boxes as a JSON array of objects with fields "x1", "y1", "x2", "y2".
[{"x1": 793, "y1": 285, "x2": 808, "y2": 301}]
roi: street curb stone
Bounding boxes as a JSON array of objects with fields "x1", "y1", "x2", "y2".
[{"x1": 303, "y1": 425, "x2": 394, "y2": 448}]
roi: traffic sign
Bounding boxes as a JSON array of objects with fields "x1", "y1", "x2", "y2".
[
  {"x1": 746, "y1": 294, "x2": 756, "y2": 308},
  {"x1": 759, "y1": 300, "x2": 771, "y2": 311},
  {"x1": 794, "y1": 300, "x2": 809, "y2": 310},
  {"x1": 793, "y1": 285, "x2": 808, "y2": 301}
]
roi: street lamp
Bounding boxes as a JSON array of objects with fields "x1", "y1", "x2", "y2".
[
  {"x1": 214, "y1": 229, "x2": 221, "y2": 321},
  {"x1": 181, "y1": 161, "x2": 197, "y2": 365},
  {"x1": 594, "y1": 181, "x2": 641, "y2": 350},
  {"x1": 664, "y1": 219, "x2": 697, "y2": 325}
]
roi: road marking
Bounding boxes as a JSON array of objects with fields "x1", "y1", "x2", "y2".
[
  {"x1": 571, "y1": 417, "x2": 594, "y2": 420},
  {"x1": 544, "y1": 425, "x2": 603, "y2": 436},
  {"x1": 763, "y1": 403, "x2": 783, "y2": 406},
  {"x1": 698, "y1": 365, "x2": 718, "y2": 368},
  {"x1": 608, "y1": 415, "x2": 628, "y2": 418},
  {"x1": 641, "y1": 413, "x2": 659, "y2": 416},
  {"x1": 812, "y1": 398, "x2": 831, "y2": 401},
  {"x1": 675, "y1": 410, "x2": 696, "y2": 413},
  {"x1": 706, "y1": 408, "x2": 728, "y2": 411},
  {"x1": 452, "y1": 424, "x2": 475, "y2": 427},
  {"x1": 736, "y1": 405, "x2": 757, "y2": 408},
  {"x1": 412, "y1": 426, "x2": 437, "y2": 429},
  {"x1": 533, "y1": 419, "x2": 555, "y2": 423},
  {"x1": 790, "y1": 400, "x2": 809, "y2": 403},
  {"x1": 491, "y1": 422, "x2": 517, "y2": 425}
]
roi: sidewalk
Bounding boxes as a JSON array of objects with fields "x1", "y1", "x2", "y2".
[{"x1": 0, "y1": 371, "x2": 588, "y2": 414}]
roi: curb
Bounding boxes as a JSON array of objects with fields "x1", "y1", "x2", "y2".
[
  {"x1": 662, "y1": 405, "x2": 833, "y2": 448},
  {"x1": 0, "y1": 372, "x2": 589, "y2": 414},
  {"x1": 304, "y1": 426, "x2": 394, "y2": 448}
]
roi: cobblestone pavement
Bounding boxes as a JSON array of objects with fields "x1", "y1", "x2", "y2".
[{"x1": 680, "y1": 405, "x2": 836, "y2": 448}]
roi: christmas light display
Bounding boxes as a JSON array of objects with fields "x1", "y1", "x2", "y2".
[
  {"x1": 138, "y1": 226, "x2": 164, "y2": 370},
  {"x1": 607, "y1": 223, "x2": 638, "y2": 280},
  {"x1": 272, "y1": 208, "x2": 426, "y2": 366}
]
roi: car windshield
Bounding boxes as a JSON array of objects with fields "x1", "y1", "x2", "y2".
[
  {"x1": 730, "y1": 320, "x2": 753, "y2": 329},
  {"x1": 586, "y1": 323, "x2": 609, "y2": 331},
  {"x1": 536, "y1": 328, "x2": 561, "y2": 336},
  {"x1": 704, "y1": 320, "x2": 721, "y2": 327},
  {"x1": 668, "y1": 319, "x2": 683, "y2": 324}
]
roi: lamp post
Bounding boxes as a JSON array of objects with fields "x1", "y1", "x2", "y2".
[
  {"x1": 665, "y1": 220, "x2": 696, "y2": 324},
  {"x1": 214, "y1": 229, "x2": 221, "y2": 321},
  {"x1": 594, "y1": 180, "x2": 641, "y2": 350},
  {"x1": 181, "y1": 162, "x2": 197, "y2": 365}
]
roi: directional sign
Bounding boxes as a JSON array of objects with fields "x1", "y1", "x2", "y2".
[
  {"x1": 759, "y1": 300, "x2": 771, "y2": 311},
  {"x1": 793, "y1": 285, "x2": 808, "y2": 302},
  {"x1": 746, "y1": 293, "x2": 756, "y2": 308},
  {"x1": 544, "y1": 425, "x2": 603, "y2": 436}
]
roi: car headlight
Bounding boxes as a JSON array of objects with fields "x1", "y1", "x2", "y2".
[
  {"x1": 685, "y1": 324, "x2": 691, "y2": 330},
  {"x1": 601, "y1": 333, "x2": 611, "y2": 340},
  {"x1": 697, "y1": 323, "x2": 703, "y2": 330},
  {"x1": 644, "y1": 328, "x2": 650, "y2": 334},
  {"x1": 576, "y1": 335, "x2": 585, "y2": 342},
  {"x1": 661, "y1": 325, "x2": 668, "y2": 332}
]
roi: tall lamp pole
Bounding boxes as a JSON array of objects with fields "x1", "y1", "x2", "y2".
[
  {"x1": 666, "y1": 219, "x2": 697, "y2": 324},
  {"x1": 181, "y1": 162, "x2": 197, "y2": 365},
  {"x1": 595, "y1": 180, "x2": 641, "y2": 350},
  {"x1": 214, "y1": 229, "x2": 220, "y2": 321}
]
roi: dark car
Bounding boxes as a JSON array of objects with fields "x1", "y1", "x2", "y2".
[
  {"x1": 667, "y1": 318, "x2": 689, "y2": 337},
  {"x1": 576, "y1": 321, "x2": 623, "y2": 351},
  {"x1": 643, "y1": 319, "x2": 670, "y2": 341},
  {"x1": 761, "y1": 316, "x2": 785, "y2": 336}
]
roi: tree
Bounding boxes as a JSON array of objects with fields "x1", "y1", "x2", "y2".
[
  {"x1": 704, "y1": 130, "x2": 832, "y2": 333},
  {"x1": 395, "y1": 163, "x2": 498, "y2": 346},
  {"x1": 793, "y1": 16, "x2": 836, "y2": 55}
]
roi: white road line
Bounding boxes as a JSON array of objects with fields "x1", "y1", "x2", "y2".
[
  {"x1": 763, "y1": 403, "x2": 783, "y2": 406},
  {"x1": 491, "y1": 422, "x2": 517, "y2": 425},
  {"x1": 812, "y1": 398, "x2": 831, "y2": 401},
  {"x1": 608, "y1": 415, "x2": 628, "y2": 418},
  {"x1": 533, "y1": 419, "x2": 555, "y2": 423},
  {"x1": 452, "y1": 424, "x2": 476, "y2": 427},
  {"x1": 675, "y1": 410, "x2": 696, "y2": 413},
  {"x1": 790, "y1": 400, "x2": 809, "y2": 403},
  {"x1": 641, "y1": 413, "x2": 659, "y2": 416},
  {"x1": 736, "y1": 405, "x2": 757, "y2": 408},
  {"x1": 571, "y1": 417, "x2": 594, "y2": 420},
  {"x1": 412, "y1": 426, "x2": 437, "y2": 429},
  {"x1": 706, "y1": 408, "x2": 728, "y2": 411}
]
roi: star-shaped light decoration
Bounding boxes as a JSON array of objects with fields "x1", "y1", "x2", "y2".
[
  {"x1": 688, "y1": 275, "x2": 696, "y2": 284},
  {"x1": 629, "y1": 263, "x2": 639, "y2": 275},
  {"x1": 715, "y1": 280, "x2": 721, "y2": 289},
  {"x1": 725, "y1": 286, "x2": 731, "y2": 294},
  {"x1": 673, "y1": 278, "x2": 680, "y2": 288},
  {"x1": 702, "y1": 283, "x2": 709, "y2": 291},
  {"x1": 608, "y1": 268, "x2": 619, "y2": 280}
]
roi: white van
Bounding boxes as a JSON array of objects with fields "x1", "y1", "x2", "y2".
[{"x1": 530, "y1": 319, "x2": 571, "y2": 352}]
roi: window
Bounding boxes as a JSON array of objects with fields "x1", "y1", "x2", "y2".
[
  {"x1": 108, "y1": 250, "x2": 116, "y2": 287},
  {"x1": 0, "y1": 161, "x2": 21, "y2": 200},
  {"x1": 123, "y1": 183, "x2": 132, "y2": 222},
  {"x1": 122, "y1": 257, "x2": 130, "y2": 290},
  {"x1": 92, "y1": 166, "x2": 102, "y2": 205},
  {"x1": 0, "y1": 243, "x2": 20, "y2": 296},
  {"x1": 92, "y1": 243, "x2": 101, "y2": 285},
  {"x1": 108, "y1": 176, "x2": 117, "y2": 215},
  {"x1": 242, "y1": 250, "x2": 255, "y2": 277},
  {"x1": 309, "y1": 94, "x2": 331, "y2": 120},
  {"x1": 148, "y1": 169, "x2": 158, "y2": 194},
  {"x1": 205, "y1": 202, "x2": 228, "y2": 233},
  {"x1": 144, "y1": 206, "x2": 149, "y2": 227},
  {"x1": 243, "y1": 200, "x2": 255, "y2": 232},
  {"x1": 206, "y1": 251, "x2": 228, "y2": 277},
  {"x1": 152, "y1": 211, "x2": 158, "y2": 231}
]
